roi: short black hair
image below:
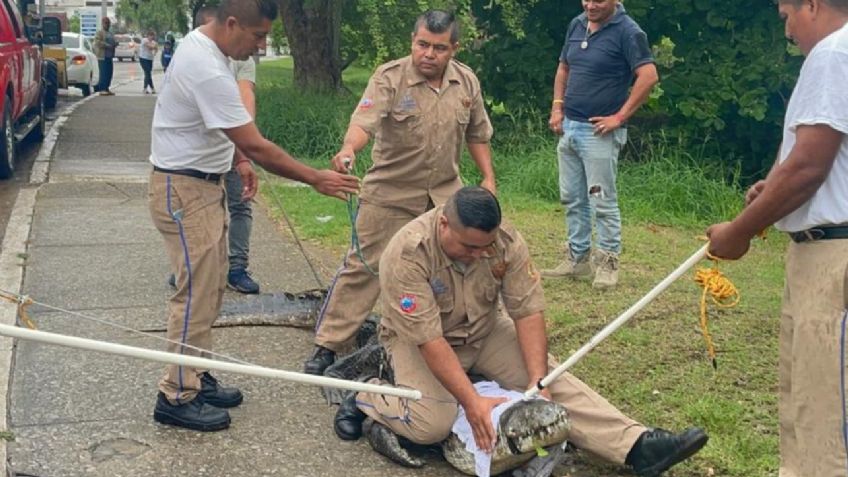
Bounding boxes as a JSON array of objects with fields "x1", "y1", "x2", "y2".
[
  {"x1": 195, "y1": 5, "x2": 217, "y2": 27},
  {"x1": 217, "y1": 0, "x2": 278, "y2": 26},
  {"x1": 413, "y1": 10, "x2": 460, "y2": 44},
  {"x1": 444, "y1": 186, "x2": 501, "y2": 233}
]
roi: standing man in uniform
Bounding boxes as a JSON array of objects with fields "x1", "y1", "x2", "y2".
[
  {"x1": 335, "y1": 186, "x2": 708, "y2": 476},
  {"x1": 708, "y1": 1, "x2": 848, "y2": 474},
  {"x1": 93, "y1": 17, "x2": 117, "y2": 96},
  {"x1": 303, "y1": 10, "x2": 496, "y2": 375},
  {"x1": 541, "y1": 0, "x2": 658, "y2": 289},
  {"x1": 149, "y1": 0, "x2": 358, "y2": 432}
]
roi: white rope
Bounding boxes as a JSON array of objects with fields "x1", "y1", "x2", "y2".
[
  {"x1": 526, "y1": 244, "x2": 709, "y2": 398},
  {"x1": 0, "y1": 323, "x2": 422, "y2": 400}
]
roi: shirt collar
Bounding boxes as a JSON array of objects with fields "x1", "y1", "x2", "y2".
[{"x1": 405, "y1": 56, "x2": 463, "y2": 89}]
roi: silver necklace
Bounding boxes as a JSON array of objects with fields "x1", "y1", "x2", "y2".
[{"x1": 581, "y1": 25, "x2": 590, "y2": 49}]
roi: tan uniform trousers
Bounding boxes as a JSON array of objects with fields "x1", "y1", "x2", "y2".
[
  {"x1": 357, "y1": 314, "x2": 646, "y2": 464},
  {"x1": 315, "y1": 202, "x2": 422, "y2": 351},
  {"x1": 148, "y1": 171, "x2": 228, "y2": 403},
  {"x1": 779, "y1": 239, "x2": 848, "y2": 477}
]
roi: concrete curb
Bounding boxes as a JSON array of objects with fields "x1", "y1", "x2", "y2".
[{"x1": 0, "y1": 188, "x2": 38, "y2": 477}]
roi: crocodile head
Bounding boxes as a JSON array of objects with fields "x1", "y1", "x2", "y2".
[{"x1": 499, "y1": 399, "x2": 570, "y2": 455}]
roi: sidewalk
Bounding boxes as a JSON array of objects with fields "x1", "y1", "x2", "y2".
[{"x1": 4, "y1": 76, "x2": 457, "y2": 476}]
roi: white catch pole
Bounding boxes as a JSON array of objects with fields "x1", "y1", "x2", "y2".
[
  {"x1": 526, "y1": 244, "x2": 709, "y2": 398},
  {"x1": 0, "y1": 323, "x2": 422, "y2": 400}
]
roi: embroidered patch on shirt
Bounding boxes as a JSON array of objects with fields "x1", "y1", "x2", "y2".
[
  {"x1": 359, "y1": 98, "x2": 374, "y2": 110},
  {"x1": 430, "y1": 278, "x2": 448, "y2": 295},
  {"x1": 398, "y1": 93, "x2": 417, "y2": 112},
  {"x1": 399, "y1": 294, "x2": 418, "y2": 313}
]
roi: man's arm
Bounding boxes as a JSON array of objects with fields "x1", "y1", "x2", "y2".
[
  {"x1": 513, "y1": 312, "x2": 549, "y2": 396},
  {"x1": 419, "y1": 338, "x2": 507, "y2": 453},
  {"x1": 233, "y1": 78, "x2": 258, "y2": 200},
  {"x1": 707, "y1": 125, "x2": 842, "y2": 259},
  {"x1": 589, "y1": 63, "x2": 658, "y2": 135},
  {"x1": 331, "y1": 124, "x2": 371, "y2": 172},
  {"x1": 467, "y1": 142, "x2": 496, "y2": 195},
  {"x1": 548, "y1": 62, "x2": 569, "y2": 135},
  {"x1": 224, "y1": 123, "x2": 359, "y2": 200}
]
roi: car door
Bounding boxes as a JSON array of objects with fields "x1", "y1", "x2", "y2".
[{"x1": 2, "y1": 0, "x2": 38, "y2": 112}]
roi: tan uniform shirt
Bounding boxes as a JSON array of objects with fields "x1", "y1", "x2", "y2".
[
  {"x1": 378, "y1": 207, "x2": 545, "y2": 346},
  {"x1": 351, "y1": 56, "x2": 493, "y2": 215}
]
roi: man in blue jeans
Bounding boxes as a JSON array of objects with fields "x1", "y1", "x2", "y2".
[{"x1": 541, "y1": 0, "x2": 658, "y2": 289}]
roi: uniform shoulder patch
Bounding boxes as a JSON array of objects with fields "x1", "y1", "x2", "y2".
[{"x1": 399, "y1": 294, "x2": 417, "y2": 314}]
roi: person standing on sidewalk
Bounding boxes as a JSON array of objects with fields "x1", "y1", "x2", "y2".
[
  {"x1": 139, "y1": 30, "x2": 158, "y2": 94},
  {"x1": 149, "y1": 0, "x2": 359, "y2": 432},
  {"x1": 93, "y1": 17, "x2": 117, "y2": 96},
  {"x1": 303, "y1": 10, "x2": 496, "y2": 376},
  {"x1": 541, "y1": 0, "x2": 658, "y2": 289},
  {"x1": 708, "y1": 1, "x2": 848, "y2": 474}
]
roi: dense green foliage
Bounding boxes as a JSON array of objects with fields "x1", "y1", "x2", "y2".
[
  {"x1": 117, "y1": 0, "x2": 188, "y2": 35},
  {"x1": 339, "y1": 0, "x2": 801, "y2": 181}
]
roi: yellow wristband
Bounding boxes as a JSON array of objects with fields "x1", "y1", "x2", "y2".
[{"x1": 552, "y1": 99, "x2": 564, "y2": 104}]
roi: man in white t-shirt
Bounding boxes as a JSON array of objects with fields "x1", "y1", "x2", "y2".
[
  {"x1": 148, "y1": 0, "x2": 359, "y2": 432},
  {"x1": 708, "y1": 1, "x2": 848, "y2": 474}
]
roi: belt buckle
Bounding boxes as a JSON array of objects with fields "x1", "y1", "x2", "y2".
[{"x1": 804, "y1": 228, "x2": 825, "y2": 242}]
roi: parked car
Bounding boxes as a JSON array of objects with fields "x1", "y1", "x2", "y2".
[
  {"x1": 62, "y1": 32, "x2": 98, "y2": 96},
  {"x1": 0, "y1": 0, "x2": 61, "y2": 179},
  {"x1": 114, "y1": 34, "x2": 137, "y2": 61}
]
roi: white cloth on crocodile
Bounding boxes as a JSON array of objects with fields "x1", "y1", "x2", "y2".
[{"x1": 451, "y1": 381, "x2": 528, "y2": 477}]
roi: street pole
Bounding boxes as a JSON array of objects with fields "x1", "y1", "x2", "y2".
[{"x1": 101, "y1": 0, "x2": 107, "y2": 23}]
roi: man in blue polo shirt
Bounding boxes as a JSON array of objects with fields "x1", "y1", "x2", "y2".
[{"x1": 541, "y1": 0, "x2": 658, "y2": 289}]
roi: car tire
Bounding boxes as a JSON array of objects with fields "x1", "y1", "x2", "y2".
[
  {"x1": 43, "y1": 60, "x2": 59, "y2": 110},
  {"x1": 0, "y1": 99, "x2": 16, "y2": 180},
  {"x1": 29, "y1": 88, "x2": 46, "y2": 142}
]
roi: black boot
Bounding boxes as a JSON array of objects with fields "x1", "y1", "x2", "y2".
[
  {"x1": 625, "y1": 427, "x2": 709, "y2": 477},
  {"x1": 153, "y1": 392, "x2": 230, "y2": 432},
  {"x1": 199, "y1": 372, "x2": 244, "y2": 408},
  {"x1": 334, "y1": 393, "x2": 367, "y2": 440},
  {"x1": 303, "y1": 345, "x2": 336, "y2": 375}
]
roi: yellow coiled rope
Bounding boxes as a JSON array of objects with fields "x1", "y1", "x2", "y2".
[
  {"x1": 0, "y1": 289, "x2": 37, "y2": 329},
  {"x1": 693, "y1": 253, "x2": 740, "y2": 369}
]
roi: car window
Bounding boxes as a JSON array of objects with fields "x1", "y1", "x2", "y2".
[
  {"x1": 84, "y1": 38, "x2": 93, "y2": 51},
  {"x1": 62, "y1": 35, "x2": 79, "y2": 49}
]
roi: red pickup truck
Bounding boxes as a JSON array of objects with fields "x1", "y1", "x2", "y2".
[{"x1": 0, "y1": 0, "x2": 53, "y2": 179}]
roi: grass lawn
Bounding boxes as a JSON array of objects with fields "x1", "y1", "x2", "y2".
[{"x1": 256, "y1": 58, "x2": 784, "y2": 477}]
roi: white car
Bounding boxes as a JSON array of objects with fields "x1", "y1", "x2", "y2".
[
  {"x1": 114, "y1": 34, "x2": 139, "y2": 62},
  {"x1": 62, "y1": 32, "x2": 99, "y2": 97}
]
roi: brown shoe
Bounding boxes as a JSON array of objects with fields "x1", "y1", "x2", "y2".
[
  {"x1": 541, "y1": 249, "x2": 592, "y2": 280},
  {"x1": 592, "y1": 250, "x2": 619, "y2": 289}
]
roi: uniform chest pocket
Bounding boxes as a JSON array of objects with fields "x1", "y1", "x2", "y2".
[
  {"x1": 390, "y1": 110, "x2": 422, "y2": 129},
  {"x1": 435, "y1": 292, "x2": 454, "y2": 314},
  {"x1": 456, "y1": 107, "x2": 470, "y2": 125}
]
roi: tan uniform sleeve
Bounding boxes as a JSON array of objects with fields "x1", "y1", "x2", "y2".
[
  {"x1": 379, "y1": 248, "x2": 444, "y2": 345},
  {"x1": 501, "y1": 229, "x2": 546, "y2": 320},
  {"x1": 349, "y1": 71, "x2": 393, "y2": 137},
  {"x1": 465, "y1": 75, "x2": 493, "y2": 144}
]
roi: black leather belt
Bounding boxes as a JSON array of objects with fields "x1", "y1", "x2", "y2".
[
  {"x1": 789, "y1": 225, "x2": 848, "y2": 243},
  {"x1": 153, "y1": 166, "x2": 222, "y2": 182}
]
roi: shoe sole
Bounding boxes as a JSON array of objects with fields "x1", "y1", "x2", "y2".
[
  {"x1": 227, "y1": 282, "x2": 260, "y2": 294},
  {"x1": 636, "y1": 431, "x2": 709, "y2": 477},
  {"x1": 153, "y1": 409, "x2": 231, "y2": 432}
]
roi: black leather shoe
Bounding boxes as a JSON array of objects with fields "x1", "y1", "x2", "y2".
[
  {"x1": 303, "y1": 345, "x2": 336, "y2": 375},
  {"x1": 334, "y1": 393, "x2": 367, "y2": 440},
  {"x1": 199, "y1": 372, "x2": 244, "y2": 408},
  {"x1": 153, "y1": 392, "x2": 230, "y2": 432},
  {"x1": 626, "y1": 427, "x2": 709, "y2": 476}
]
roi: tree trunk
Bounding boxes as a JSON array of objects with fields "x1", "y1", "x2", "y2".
[{"x1": 278, "y1": 0, "x2": 343, "y2": 92}]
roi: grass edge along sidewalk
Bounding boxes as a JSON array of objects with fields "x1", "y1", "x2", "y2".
[{"x1": 255, "y1": 58, "x2": 785, "y2": 477}]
